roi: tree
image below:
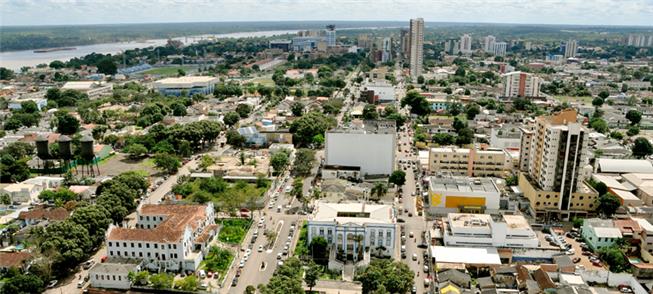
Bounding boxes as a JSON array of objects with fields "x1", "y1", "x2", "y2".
[
  {"x1": 199, "y1": 155, "x2": 215, "y2": 170},
  {"x1": 124, "y1": 144, "x2": 148, "y2": 159},
  {"x1": 592, "y1": 181, "x2": 608, "y2": 196},
  {"x1": 236, "y1": 103, "x2": 253, "y2": 118},
  {"x1": 417, "y1": 76, "x2": 425, "y2": 84},
  {"x1": 226, "y1": 129, "x2": 246, "y2": 148},
  {"x1": 149, "y1": 273, "x2": 174, "y2": 289},
  {"x1": 97, "y1": 58, "x2": 117, "y2": 75},
  {"x1": 363, "y1": 104, "x2": 379, "y2": 120},
  {"x1": 627, "y1": 126, "x2": 640, "y2": 136},
  {"x1": 448, "y1": 102, "x2": 462, "y2": 116},
  {"x1": 56, "y1": 112, "x2": 80, "y2": 135},
  {"x1": 291, "y1": 102, "x2": 304, "y2": 117},
  {"x1": 245, "y1": 285, "x2": 256, "y2": 294},
  {"x1": 456, "y1": 128, "x2": 474, "y2": 145},
  {"x1": 598, "y1": 245, "x2": 630, "y2": 272},
  {"x1": 626, "y1": 110, "x2": 642, "y2": 125},
  {"x1": 128, "y1": 271, "x2": 150, "y2": 286},
  {"x1": 389, "y1": 170, "x2": 406, "y2": 186},
  {"x1": 309, "y1": 236, "x2": 329, "y2": 261},
  {"x1": 258, "y1": 257, "x2": 304, "y2": 294},
  {"x1": 304, "y1": 261, "x2": 320, "y2": 292},
  {"x1": 20, "y1": 101, "x2": 39, "y2": 114},
  {"x1": 49, "y1": 60, "x2": 65, "y2": 69},
  {"x1": 39, "y1": 220, "x2": 93, "y2": 272},
  {"x1": 370, "y1": 182, "x2": 388, "y2": 200},
  {"x1": 0, "y1": 67, "x2": 15, "y2": 80},
  {"x1": 70, "y1": 205, "x2": 111, "y2": 247},
  {"x1": 452, "y1": 117, "x2": 466, "y2": 131},
  {"x1": 38, "y1": 188, "x2": 77, "y2": 204},
  {"x1": 401, "y1": 91, "x2": 430, "y2": 116},
  {"x1": 175, "y1": 275, "x2": 198, "y2": 291},
  {"x1": 292, "y1": 149, "x2": 316, "y2": 176},
  {"x1": 170, "y1": 102, "x2": 187, "y2": 116},
  {"x1": 465, "y1": 103, "x2": 481, "y2": 120},
  {"x1": 223, "y1": 111, "x2": 241, "y2": 128},
  {"x1": 598, "y1": 193, "x2": 621, "y2": 217},
  {"x1": 598, "y1": 91, "x2": 610, "y2": 99},
  {"x1": 355, "y1": 259, "x2": 414, "y2": 294},
  {"x1": 632, "y1": 137, "x2": 653, "y2": 158},
  {"x1": 590, "y1": 118, "x2": 609, "y2": 134},
  {"x1": 290, "y1": 177, "x2": 304, "y2": 199},
  {"x1": 1, "y1": 273, "x2": 44, "y2": 294},
  {"x1": 153, "y1": 153, "x2": 181, "y2": 174},
  {"x1": 592, "y1": 97, "x2": 604, "y2": 107},
  {"x1": 270, "y1": 150, "x2": 290, "y2": 175},
  {"x1": 289, "y1": 111, "x2": 336, "y2": 147},
  {"x1": 433, "y1": 133, "x2": 455, "y2": 145},
  {"x1": 610, "y1": 131, "x2": 624, "y2": 140}
]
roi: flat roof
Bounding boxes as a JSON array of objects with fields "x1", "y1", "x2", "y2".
[
  {"x1": 448, "y1": 213, "x2": 491, "y2": 229},
  {"x1": 429, "y1": 176, "x2": 499, "y2": 193},
  {"x1": 312, "y1": 201, "x2": 394, "y2": 225},
  {"x1": 593, "y1": 227, "x2": 622, "y2": 238},
  {"x1": 597, "y1": 158, "x2": 653, "y2": 174},
  {"x1": 503, "y1": 215, "x2": 531, "y2": 230},
  {"x1": 611, "y1": 189, "x2": 641, "y2": 201},
  {"x1": 430, "y1": 246, "x2": 501, "y2": 265},
  {"x1": 154, "y1": 76, "x2": 219, "y2": 88}
]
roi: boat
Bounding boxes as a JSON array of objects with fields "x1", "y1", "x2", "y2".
[{"x1": 33, "y1": 47, "x2": 77, "y2": 53}]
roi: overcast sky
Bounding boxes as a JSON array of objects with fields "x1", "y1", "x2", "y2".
[{"x1": 1, "y1": 0, "x2": 653, "y2": 26}]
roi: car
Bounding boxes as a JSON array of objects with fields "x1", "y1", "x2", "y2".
[
  {"x1": 268, "y1": 203, "x2": 274, "y2": 209},
  {"x1": 258, "y1": 245, "x2": 264, "y2": 252},
  {"x1": 245, "y1": 249, "x2": 252, "y2": 255},
  {"x1": 47, "y1": 280, "x2": 58, "y2": 289},
  {"x1": 199, "y1": 282, "x2": 208, "y2": 290},
  {"x1": 412, "y1": 286, "x2": 417, "y2": 294},
  {"x1": 243, "y1": 254, "x2": 249, "y2": 261},
  {"x1": 82, "y1": 260, "x2": 95, "y2": 270},
  {"x1": 401, "y1": 253, "x2": 407, "y2": 259},
  {"x1": 207, "y1": 271, "x2": 214, "y2": 278},
  {"x1": 401, "y1": 245, "x2": 406, "y2": 252},
  {"x1": 397, "y1": 218, "x2": 405, "y2": 223},
  {"x1": 412, "y1": 253, "x2": 418, "y2": 261},
  {"x1": 619, "y1": 285, "x2": 634, "y2": 293},
  {"x1": 231, "y1": 277, "x2": 238, "y2": 287},
  {"x1": 236, "y1": 269, "x2": 242, "y2": 277},
  {"x1": 592, "y1": 260, "x2": 602, "y2": 266},
  {"x1": 582, "y1": 251, "x2": 592, "y2": 256},
  {"x1": 572, "y1": 257, "x2": 581, "y2": 263},
  {"x1": 77, "y1": 279, "x2": 85, "y2": 288},
  {"x1": 408, "y1": 212, "x2": 413, "y2": 217},
  {"x1": 278, "y1": 260, "x2": 284, "y2": 266},
  {"x1": 423, "y1": 265, "x2": 429, "y2": 273},
  {"x1": 409, "y1": 231, "x2": 414, "y2": 238},
  {"x1": 199, "y1": 270, "x2": 207, "y2": 279},
  {"x1": 277, "y1": 253, "x2": 283, "y2": 260},
  {"x1": 239, "y1": 260, "x2": 245, "y2": 268}
]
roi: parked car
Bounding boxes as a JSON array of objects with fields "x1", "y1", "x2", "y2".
[
  {"x1": 82, "y1": 260, "x2": 95, "y2": 270},
  {"x1": 47, "y1": 280, "x2": 58, "y2": 289},
  {"x1": 412, "y1": 253, "x2": 417, "y2": 261},
  {"x1": 572, "y1": 257, "x2": 581, "y2": 263},
  {"x1": 231, "y1": 277, "x2": 238, "y2": 287}
]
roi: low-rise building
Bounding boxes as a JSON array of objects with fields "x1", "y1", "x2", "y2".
[
  {"x1": 442, "y1": 213, "x2": 539, "y2": 248},
  {"x1": 62, "y1": 81, "x2": 113, "y2": 99},
  {"x1": 17, "y1": 206, "x2": 69, "y2": 226},
  {"x1": 581, "y1": 218, "x2": 622, "y2": 250},
  {"x1": 362, "y1": 82, "x2": 395, "y2": 103},
  {"x1": 426, "y1": 175, "x2": 501, "y2": 215},
  {"x1": 0, "y1": 252, "x2": 32, "y2": 271},
  {"x1": 154, "y1": 76, "x2": 219, "y2": 96},
  {"x1": 428, "y1": 147, "x2": 511, "y2": 177},
  {"x1": 89, "y1": 259, "x2": 141, "y2": 290},
  {"x1": 1, "y1": 183, "x2": 43, "y2": 204},
  {"x1": 105, "y1": 203, "x2": 217, "y2": 272}
]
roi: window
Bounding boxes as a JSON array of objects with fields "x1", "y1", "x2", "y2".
[
  {"x1": 109, "y1": 251, "x2": 113, "y2": 256},
  {"x1": 146, "y1": 243, "x2": 150, "y2": 248},
  {"x1": 139, "y1": 252, "x2": 143, "y2": 257},
  {"x1": 131, "y1": 242, "x2": 134, "y2": 248},
  {"x1": 138, "y1": 243, "x2": 142, "y2": 248},
  {"x1": 132, "y1": 252, "x2": 135, "y2": 257},
  {"x1": 154, "y1": 244, "x2": 158, "y2": 249},
  {"x1": 123, "y1": 242, "x2": 127, "y2": 247},
  {"x1": 108, "y1": 242, "x2": 112, "y2": 246}
]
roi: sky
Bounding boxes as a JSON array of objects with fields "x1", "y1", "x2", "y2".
[{"x1": 1, "y1": 0, "x2": 653, "y2": 27}]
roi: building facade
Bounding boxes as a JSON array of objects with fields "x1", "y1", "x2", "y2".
[
  {"x1": 494, "y1": 42, "x2": 507, "y2": 57},
  {"x1": 581, "y1": 219, "x2": 622, "y2": 250},
  {"x1": 154, "y1": 76, "x2": 219, "y2": 96},
  {"x1": 563, "y1": 39, "x2": 578, "y2": 58},
  {"x1": 428, "y1": 147, "x2": 511, "y2": 177},
  {"x1": 501, "y1": 71, "x2": 541, "y2": 98},
  {"x1": 442, "y1": 213, "x2": 539, "y2": 248},
  {"x1": 483, "y1": 35, "x2": 496, "y2": 53},
  {"x1": 426, "y1": 175, "x2": 501, "y2": 216},
  {"x1": 460, "y1": 34, "x2": 473, "y2": 54},
  {"x1": 409, "y1": 18, "x2": 424, "y2": 78}
]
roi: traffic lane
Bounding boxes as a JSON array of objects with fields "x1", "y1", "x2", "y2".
[{"x1": 403, "y1": 215, "x2": 427, "y2": 294}]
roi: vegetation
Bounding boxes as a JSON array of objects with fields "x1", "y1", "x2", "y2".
[
  {"x1": 202, "y1": 246, "x2": 234, "y2": 279},
  {"x1": 217, "y1": 218, "x2": 252, "y2": 244},
  {"x1": 290, "y1": 111, "x2": 336, "y2": 147},
  {"x1": 172, "y1": 177, "x2": 269, "y2": 212},
  {"x1": 258, "y1": 257, "x2": 304, "y2": 294},
  {"x1": 292, "y1": 148, "x2": 316, "y2": 177},
  {"x1": 632, "y1": 137, "x2": 653, "y2": 158},
  {"x1": 355, "y1": 259, "x2": 414, "y2": 294}
]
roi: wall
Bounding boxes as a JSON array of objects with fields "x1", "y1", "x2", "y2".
[
  {"x1": 325, "y1": 132, "x2": 395, "y2": 176},
  {"x1": 579, "y1": 269, "x2": 647, "y2": 294}
]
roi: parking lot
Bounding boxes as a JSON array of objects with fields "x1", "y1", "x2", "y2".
[{"x1": 551, "y1": 228, "x2": 606, "y2": 270}]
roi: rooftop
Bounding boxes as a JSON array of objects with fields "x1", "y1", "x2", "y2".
[
  {"x1": 429, "y1": 176, "x2": 499, "y2": 193},
  {"x1": 329, "y1": 119, "x2": 396, "y2": 135},
  {"x1": 430, "y1": 246, "x2": 501, "y2": 265},
  {"x1": 62, "y1": 81, "x2": 108, "y2": 90},
  {"x1": 312, "y1": 201, "x2": 394, "y2": 226},
  {"x1": 0, "y1": 252, "x2": 31, "y2": 269},
  {"x1": 597, "y1": 158, "x2": 653, "y2": 174},
  {"x1": 18, "y1": 207, "x2": 69, "y2": 222},
  {"x1": 154, "y1": 76, "x2": 219, "y2": 87},
  {"x1": 89, "y1": 259, "x2": 140, "y2": 275}
]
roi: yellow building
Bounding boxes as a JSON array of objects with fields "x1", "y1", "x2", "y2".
[
  {"x1": 427, "y1": 176, "x2": 501, "y2": 216},
  {"x1": 428, "y1": 147, "x2": 511, "y2": 177}
]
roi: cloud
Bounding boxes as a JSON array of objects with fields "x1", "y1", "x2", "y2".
[{"x1": 1, "y1": 0, "x2": 652, "y2": 26}]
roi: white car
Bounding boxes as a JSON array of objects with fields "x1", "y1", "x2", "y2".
[
  {"x1": 258, "y1": 245, "x2": 264, "y2": 252},
  {"x1": 239, "y1": 260, "x2": 245, "y2": 267}
]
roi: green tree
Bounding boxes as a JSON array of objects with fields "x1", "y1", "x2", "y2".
[
  {"x1": 291, "y1": 101, "x2": 304, "y2": 117},
  {"x1": 309, "y1": 236, "x2": 329, "y2": 261},
  {"x1": 128, "y1": 271, "x2": 150, "y2": 286},
  {"x1": 389, "y1": 170, "x2": 406, "y2": 186},
  {"x1": 56, "y1": 112, "x2": 80, "y2": 135},
  {"x1": 20, "y1": 101, "x2": 39, "y2": 113},
  {"x1": 304, "y1": 261, "x2": 320, "y2": 292},
  {"x1": 175, "y1": 275, "x2": 198, "y2": 291},
  {"x1": 448, "y1": 102, "x2": 462, "y2": 116},
  {"x1": 245, "y1": 285, "x2": 256, "y2": 294},
  {"x1": 401, "y1": 91, "x2": 430, "y2": 116},
  {"x1": 38, "y1": 188, "x2": 77, "y2": 204},
  {"x1": 292, "y1": 149, "x2": 316, "y2": 176},
  {"x1": 598, "y1": 90, "x2": 610, "y2": 99},
  {"x1": 626, "y1": 110, "x2": 642, "y2": 125},
  {"x1": 70, "y1": 205, "x2": 111, "y2": 247},
  {"x1": 49, "y1": 60, "x2": 65, "y2": 69},
  {"x1": 97, "y1": 58, "x2": 117, "y2": 75},
  {"x1": 270, "y1": 150, "x2": 290, "y2": 175},
  {"x1": 363, "y1": 104, "x2": 379, "y2": 120},
  {"x1": 223, "y1": 111, "x2": 241, "y2": 128},
  {"x1": 456, "y1": 128, "x2": 475, "y2": 145},
  {"x1": 610, "y1": 131, "x2": 624, "y2": 140},
  {"x1": 153, "y1": 153, "x2": 181, "y2": 174},
  {"x1": 370, "y1": 182, "x2": 388, "y2": 200},
  {"x1": 289, "y1": 111, "x2": 336, "y2": 147},
  {"x1": 627, "y1": 126, "x2": 640, "y2": 136},
  {"x1": 236, "y1": 103, "x2": 253, "y2": 118},
  {"x1": 632, "y1": 137, "x2": 653, "y2": 158},
  {"x1": 592, "y1": 97, "x2": 604, "y2": 107},
  {"x1": 124, "y1": 144, "x2": 148, "y2": 159},
  {"x1": 170, "y1": 102, "x2": 187, "y2": 116},
  {"x1": 0, "y1": 67, "x2": 15, "y2": 80},
  {"x1": 226, "y1": 129, "x2": 246, "y2": 147},
  {"x1": 597, "y1": 245, "x2": 630, "y2": 272},
  {"x1": 597, "y1": 193, "x2": 621, "y2": 217},
  {"x1": 465, "y1": 103, "x2": 481, "y2": 120},
  {"x1": 590, "y1": 118, "x2": 609, "y2": 134},
  {"x1": 1, "y1": 273, "x2": 44, "y2": 294},
  {"x1": 199, "y1": 155, "x2": 216, "y2": 170},
  {"x1": 355, "y1": 259, "x2": 414, "y2": 294},
  {"x1": 39, "y1": 220, "x2": 93, "y2": 273},
  {"x1": 149, "y1": 273, "x2": 174, "y2": 289}
]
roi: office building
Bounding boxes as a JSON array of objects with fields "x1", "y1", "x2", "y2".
[
  {"x1": 483, "y1": 35, "x2": 496, "y2": 53},
  {"x1": 362, "y1": 81, "x2": 395, "y2": 103},
  {"x1": 325, "y1": 120, "x2": 396, "y2": 177},
  {"x1": 428, "y1": 147, "x2": 511, "y2": 178},
  {"x1": 493, "y1": 42, "x2": 507, "y2": 57},
  {"x1": 563, "y1": 39, "x2": 578, "y2": 58},
  {"x1": 269, "y1": 39, "x2": 292, "y2": 51},
  {"x1": 501, "y1": 71, "x2": 541, "y2": 98},
  {"x1": 325, "y1": 25, "x2": 336, "y2": 47},
  {"x1": 292, "y1": 36, "x2": 324, "y2": 52},
  {"x1": 460, "y1": 34, "x2": 473, "y2": 54},
  {"x1": 442, "y1": 213, "x2": 539, "y2": 248},
  {"x1": 308, "y1": 201, "x2": 396, "y2": 262},
  {"x1": 518, "y1": 109, "x2": 598, "y2": 219},
  {"x1": 105, "y1": 203, "x2": 217, "y2": 272},
  {"x1": 409, "y1": 18, "x2": 424, "y2": 77},
  {"x1": 154, "y1": 76, "x2": 219, "y2": 96},
  {"x1": 426, "y1": 175, "x2": 501, "y2": 215}
]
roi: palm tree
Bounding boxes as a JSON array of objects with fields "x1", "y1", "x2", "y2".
[{"x1": 370, "y1": 183, "x2": 387, "y2": 201}]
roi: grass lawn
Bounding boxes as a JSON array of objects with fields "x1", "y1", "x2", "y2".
[
  {"x1": 555, "y1": 96, "x2": 594, "y2": 105},
  {"x1": 250, "y1": 77, "x2": 275, "y2": 87},
  {"x1": 293, "y1": 221, "x2": 309, "y2": 257},
  {"x1": 201, "y1": 246, "x2": 234, "y2": 280},
  {"x1": 217, "y1": 218, "x2": 252, "y2": 244},
  {"x1": 143, "y1": 66, "x2": 194, "y2": 77}
]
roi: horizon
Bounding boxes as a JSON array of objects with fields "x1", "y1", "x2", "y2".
[{"x1": 2, "y1": 0, "x2": 653, "y2": 27}]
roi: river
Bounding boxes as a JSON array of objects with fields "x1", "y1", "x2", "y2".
[{"x1": 0, "y1": 29, "x2": 299, "y2": 70}]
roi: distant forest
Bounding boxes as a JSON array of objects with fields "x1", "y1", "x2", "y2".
[{"x1": 1, "y1": 20, "x2": 651, "y2": 52}]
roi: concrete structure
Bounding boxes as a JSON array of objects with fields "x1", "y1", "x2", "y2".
[
  {"x1": 308, "y1": 201, "x2": 396, "y2": 262},
  {"x1": 502, "y1": 71, "x2": 541, "y2": 98},
  {"x1": 105, "y1": 203, "x2": 217, "y2": 272},
  {"x1": 269, "y1": 39, "x2": 292, "y2": 51},
  {"x1": 409, "y1": 18, "x2": 424, "y2": 77},
  {"x1": 62, "y1": 81, "x2": 113, "y2": 99},
  {"x1": 518, "y1": 110, "x2": 597, "y2": 219},
  {"x1": 494, "y1": 42, "x2": 507, "y2": 57},
  {"x1": 444, "y1": 39, "x2": 460, "y2": 55},
  {"x1": 581, "y1": 219, "x2": 622, "y2": 250},
  {"x1": 381, "y1": 37, "x2": 392, "y2": 63},
  {"x1": 428, "y1": 147, "x2": 511, "y2": 177},
  {"x1": 460, "y1": 34, "x2": 473, "y2": 54},
  {"x1": 595, "y1": 158, "x2": 653, "y2": 174},
  {"x1": 400, "y1": 29, "x2": 410, "y2": 58},
  {"x1": 430, "y1": 246, "x2": 502, "y2": 266},
  {"x1": 563, "y1": 39, "x2": 578, "y2": 58},
  {"x1": 620, "y1": 173, "x2": 653, "y2": 206},
  {"x1": 238, "y1": 126, "x2": 267, "y2": 147},
  {"x1": 362, "y1": 82, "x2": 395, "y2": 103},
  {"x1": 325, "y1": 25, "x2": 336, "y2": 47},
  {"x1": 426, "y1": 175, "x2": 501, "y2": 215},
  {"x1": 483, "y1": 35, "x2": 496, "y2": 53},
  {"x1": 1, "y1": 183, "x2": 43, "y2": 204},
  {"x1": 89, "y1": 259, "x2": 141, "y2": 290},
  {"x1": 490, "y1": 127, "x2": 522, "y2": 149},
  {"x1": 292, "y1": 36, "x2": 325, "y2": 52},
  {"x1": 627, "y1": 34, "x2": 653, "y2": 47},
  {"x1": 153, "y1": 76, "x2": 219, "y2": 96},
  {"x1": 442, "y1": 213, "x2": 539, "y2": 248},
  {"x1": 634, "y1": 218, "x2": 653, "y2": 262},
  {"x1": 325, "y1": 120, "x2": 396, "y2": 177}
]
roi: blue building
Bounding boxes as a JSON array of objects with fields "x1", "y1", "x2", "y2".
[{"x1": 237, "y1": 126, "x2": 267, "y2": 147}]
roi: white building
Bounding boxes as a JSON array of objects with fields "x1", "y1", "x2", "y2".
[
  {"x1": 483, "y1": 35, "x2": 496, "y2": 53},
  {"x1": 308, "y1": 202, "x2": 396, "y2": 262},
  {"x1": 501, "y1": 71, "x2": 541, "y2": 98},
  {"x1": 325, "y1": 120, "x2": 396, "y2": 177},
  {"x1": 426, "y1": 175, "x2": 501, "y2": 215},
  {"x1": 89, "y1": 260, "x2": 141, "y2": 290},
  {"x1": 105, "y1": 203, "x2": 217, "y2": 272},
  {"x1": 1, "y1": 183, "x2": 44, "y2": 204},
  {"x1": 581, "y1": 218, "x2": 622, "y2": 250},
  {"x1": 325, "y1": 25, "x2": 336, "y2": 47},
  {"x1": 442, "y1": 213, "x2": 539, "y2": 248},
  {"x1": 493, "y1": 42, "x2": 507, "y2": 57},
  {"x1": 564, "y1": 39, "x2": 578, "y2": 58},
  {"x1": 364, "y1": 82, "x2": 395, "y2": 103},
  {"x1": 381, "y1": 37, "x2": 392, "y2": 63},
  {"x1": 62, "y1": 81, "x2": 113, "y2": 99},
  {"x1": 460, "y1": 34, "x2": 473, "y2": 54},
  {"x1": 153, "y1": 76, "x2": 219, "y2": 96},
  {"x1": 409, "y1": 18, "x2": 424, "y2": 77}
]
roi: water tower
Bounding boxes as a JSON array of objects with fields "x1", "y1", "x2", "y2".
[
  {"x1": 57, "y1": 135, "x2": 73, "y2": 173},
  {"x1": 35, "y1": 134, "x2": 52, "y2": 174},
  {"x1": 79, "y1": 135, "x2": 100, "y2": 177}
]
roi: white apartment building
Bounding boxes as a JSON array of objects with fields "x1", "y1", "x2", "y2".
[
  {"x1": 308, "y1": 202, "x2": 396, "y2": 262},
  {"x1": 105, "y1": 203, "x2": 217, "y2": 272},
  {"x1": 501, "y1": 71, "x2": 541, "y2": 98},
  {"x1": 483, "y1": 35, "x2": 496, "y2": 53},
  {"x1": 442, "y1": 213, "x2": 539, "y2": 248},
  {"x1": 428, "y1": 147, "x2": 511, "y2": 178},
  {"x1": 494, "y1": 42, "x2": 507, "y2": 57},
  {"x1": 409, "y1": 18, "x2": 424, "y2": 78},
  {"x1": 564, "y1": 39, "x2": 578, "y2": 58},
  {"x1": 325, "y1": 120, "x2": 396, "y2": 177},
  {"x1": 460, "y1": 34, "x2": 473, "y2": 54}
]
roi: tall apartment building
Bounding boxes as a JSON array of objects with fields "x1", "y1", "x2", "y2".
[
  {"x1": 494, "y1": 42, "x2": 507, "y2": 57},
  {"x1": 381, "y1": 37, "x2": 392, "y2": 63},
  {"x1": 501, "y1": 71, "x2": 541, "y2": 98},
  {"x1": 460, "y1": 34, "x2": 473, "y2": 54},
  {"x1": 325, "y1": 25, "x2": 336, "y2": 47},
  {"x1": 409, "y1": 18, "x2": 424, "y2": 78},
  {"x1": 428, "y1": 146, "x2": 511, "y2": 178},
  {"x1": 105, "y1": 203, "x2": 217, "y2": 272},
  {"x1": 483, "y1": 35, "x2": 496, "y2": 53},
  {"x1": 518, "y1": 109, "x2": 598, "y2": 220},
  {"x1": 444, "y1": 39, "x2": 460, "y2": 55},
  {"x1": 563, "y1": 39, "x2": 578, "y2": 58},
  {"x1": 400, "y1": 29, "x2": 410, "y2": 58},
  {"x1": 627, "y1": 34, "x2": 653, "y2": 47}
]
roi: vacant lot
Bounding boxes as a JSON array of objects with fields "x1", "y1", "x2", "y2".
[
  {"x1": 554, "y1": 96, "x2": 593, "y2": 105},
  {"x1": 99, "y1": 153, "x2": 158, "y2": 177}
]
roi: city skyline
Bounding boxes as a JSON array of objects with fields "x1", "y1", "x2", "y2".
[{"x1": 2, "y1": 0, "x2": 653, "y2": 26}]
